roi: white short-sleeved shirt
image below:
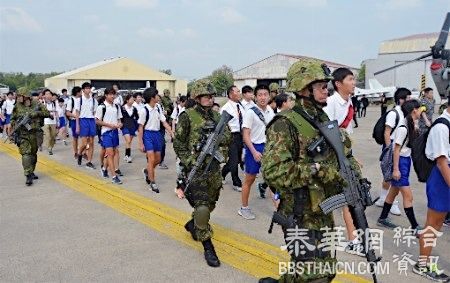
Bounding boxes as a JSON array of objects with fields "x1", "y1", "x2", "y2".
[
  {"x1": 75, "y1": 94, "x2": 98, "y2": 119},
  {"x1": 114, "y1": 95, "x2": 123, "y2": 106},
  {"x1": 95, "y1": 101, "x2": 123, "y2": 134},
  {"x1": 242, "y1": 106, "x2": 275, "y2": 144},
  {"x1": 66, "y1": 97, "x2": 79, "y2": 120},
  {"x1": 171, "y1": 105, "x2": 185, "y2": 122},
  {"x1": 220, "y1": 100, "x2": 242, "y2": 133},
  {"x1": 57, "y1": 104, "x2": 65, "y2": 118},
  {"x1": 133, "y1": 101, "x2": 145, "y2": 114},
  {"x1": 426, "y1": 109, "x2": 450, "y2": 162},
  {"x1": 241, "y1": 99, "x2": 256, "y2": 112},
  {"x1": 324, "y1": 92, "x2": 353, "y2": 134},
  {"x1": 138, "y1": 104, "x2": 166, "y2": 131},
  {"x1": 44, "y1": 101, "x2": 57, "y2": 125},
  {"x1": 393, "y1": 123, "x2": 410, "y2": 157},
  {"x1": 2, "y1": 99, "x2": 15, "y2": 115},
  {"x1": 385, "y1": 105, "x2": 405, "y2": 139}
]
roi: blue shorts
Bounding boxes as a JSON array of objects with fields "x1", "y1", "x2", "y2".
[
  {"x1": 59, "y1": 117, "x2": 66, "y2": 128},
  {"x1": 69, "y1": 120, "x2": 79, "y2": 138},
  {"x1": 391, "y1": 156, "x2": 411, "y2": 187},
  {"x1": 122, "y1": 127, "x2": 136, "y2": 137},
  {"x1": 79, "y1": 118, "x2": 96, "y2": 137},
  {"x1": 101, "y1": 129, "x2": 119, "y2": 148},
  {"x1": 4, "y1": 114, "x2": 11, "y2": 125},
  {"x1": 244, "y1": 143, "x2": 265, "y2": 175},
  {"x1": 427, "y1": 164, "x2": 450, "y2": 212},
  {"x1": 143, "y1": 130, "x2": 162, "y2": 152}
]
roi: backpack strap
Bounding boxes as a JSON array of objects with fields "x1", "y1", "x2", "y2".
[
  {"x1": 99, "y1": 103, "x2": 106, "y2": 121},
  {"x1": 397, "y1": 125, "x2": 408, "y2": 149},
  {"x1": 392, "y1": 108, "x2": 400, "y2": 132},
  {"x1": 144, "y1": 106, "x2": 150, "y2": 128},
  {"x1": 431, "y1": 117, "x2": 450, "y2": 141},
  {"x1": 250, "y1": 106, "x2": 266, "y2": 125}
]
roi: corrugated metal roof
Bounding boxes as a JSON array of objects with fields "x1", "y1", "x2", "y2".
[
  {"x1": 279, "y1": 53, "x2": 356, "y2": 69},
  {"x1": 379, "y1": 32, "x2": 450, "y2": 54}
]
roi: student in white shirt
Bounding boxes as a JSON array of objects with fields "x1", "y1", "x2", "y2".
[
  {"x1": 121, "y1": 94, "x2": 139, "y2": 163},
  {"x1": 238, "y1": 85, "x2": 275, "y2": 220},
  {"x1": 138, "y1": 87, "x2": 173, "y2": 193},
  {"x1": 220, "y1": 85, "x2": 243, "y2": 191},
  {"x1": 66, "y1": 87, "x2": 82, "y2": 158},
  {"x1": 1, "y1": 92, "x2": 15, "y2": 136},
  {"x1": 414, "y1": 103, "x2": 450, "y2": 281},
  {"x1": 42, "y1": 89, "x2": 58, "y2": 155},
  {"x1": 376, "y1": 88, "x2": 411, "y2": 215},
  {"x1": 96, "y1": 88, "x2": 123, "y2": 184},
  {"x1": 112, "y1": 83, "x2": 123, "y2": 106},
  {"x1": 377, "y1": 100, "x2": 421, "y2": 230},
  {"x1": 274, "y1": 93, "x2": 295, "y2": 113},
  {"x1": 171, "y1": 95, "x2": 187, "y2": 131},
  {"x1": 240, "y1": 85, "x2": 255, "y2": 112},
  {"x1": 75, "y1": 82, "x2": 98, "y2": 169},
  {"x1": 155, "y1": 94, "x2": 169, "y2": 169},
  {"x1": 56, "y1": 98, "x2": 67, "y2": 145},
  {"x1": 132, "y1": 92, "x2": 145, "y2": 112}
]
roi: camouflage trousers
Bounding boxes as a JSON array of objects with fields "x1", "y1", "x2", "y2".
[
  {"x1": 185, "y1": 168, "x2": 222, "y2": 242},
  {"x1": 36, "y1": 129, "x2": 44, "y2": 148},
  {"x1": 17, "y1": 132, "x2": 38, "y2": 176},
  {"x1": 277, "y1": 190, "x2": 336, "y2": 283}
]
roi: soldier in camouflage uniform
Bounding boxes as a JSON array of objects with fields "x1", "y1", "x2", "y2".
[
  {"x1": 173, "y1": 79, "x2": 230, "y2": 267},
  {"x1": 161, "y1": 89, "x2": 174, "y2": 123},
  {"x1": 10, "y1": 87, "x2": 50, "y2": 186},
  {"x1": 260, "y1": 59, "x2": 361, "y2": 283}
]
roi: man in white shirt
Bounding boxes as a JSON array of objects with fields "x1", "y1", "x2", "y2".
[
  {"x1": 75, "y1": 82, "x2": 98, "y2": 169},
  {"x1": 96, "y1": 88, "x2": 123, "y2": 185},
  {"x1": 238, "y1": 85, "x2": 274, "y2": 220},
  {"x1": 171, "y1": 95, "x2": 187, "y2": 130},
  {"x1": 220, "y1": 85, "x2": 243, "y2": 191},
  {"x1": 132, "y1": 93, "x2": 145, "y2": 112},
  {"x1": 376, "y1": 88, "x2": 411, "y2": 215},
  {"x1": 240, "y1": 85, "x2": 255, "y2": 112},
  {"x1": 66, "y1": 87, "x2": 81, "y2": 158},
  {"x1": 156, "y1": 94, "x2": 169, "y2": 169},
  {"x1": 112, "y1": 83, "x2": 123, "y2": 106},
  {"x1": 138, "y1": 87, "x2": 173, "y2": 193},
  {"x1": 324, "y1": 68, "x2": 355, "y2": 134},
  {"x1": 1, "y1": 91, "x2": 15, "y2": 136},
  {"x1": 42, "y1": 89, "x2": 58, "y2": 155}
]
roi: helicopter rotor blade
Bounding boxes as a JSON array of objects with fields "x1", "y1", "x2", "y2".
[
  {"x1": 435, "y1": 12, "x2": 450, "y2": 50},
  {"x1": 374, "y1": 52, "x2": 432, "y2": 76}
]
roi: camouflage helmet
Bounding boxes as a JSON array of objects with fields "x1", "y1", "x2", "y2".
[
  {"x1": 163, "y1": 89, "x2": 170, "y2": 95},
  {"x1": 269, "y1": 82, "x2": 279, "y2": 93},
  {"x1": 17, "y1": 87, "x2": 31, "y2": 97},
  {"x1": 286, "y1": 59, "x2": 333, "y2": 92},
  {"x1": 190, "y1": 79, "x2": 216, "y2": 98}
]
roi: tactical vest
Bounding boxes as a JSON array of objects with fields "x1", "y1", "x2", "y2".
[{"x1": 185, "y1": 108, "x2": 219, "y2": 156}]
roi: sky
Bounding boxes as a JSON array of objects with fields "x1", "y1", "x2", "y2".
[{"x1": 0, "y1": 0, "x2": 449, "y2": 80}]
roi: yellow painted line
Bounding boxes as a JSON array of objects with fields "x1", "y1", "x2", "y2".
[{"x1": 0, "y1": 142, "x2": 370, "y2": 283}]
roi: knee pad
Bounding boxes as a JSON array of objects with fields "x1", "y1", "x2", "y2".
[{"x1": 194, "y1": 205, "x2": 210, "y2": 230}]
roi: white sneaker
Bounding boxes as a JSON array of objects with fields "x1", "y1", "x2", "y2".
[
  {"x1": 375, "y1": 196, "x2": 385, "y2": 207},
  {"x1": 390, "y1": 200, "x2": 402, "y2": 216},
  {"x1": 238, "y1": 207, "x2": 256, "y2": 220},
  {"x1": 233, "y1": 186, "x2": 242, "y2": 192}
]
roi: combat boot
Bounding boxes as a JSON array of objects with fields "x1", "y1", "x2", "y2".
[
  {"x1": 25, "y1": 174, "x2": 33, "y2": 186},
  {"x1": 202, "y1": 239, "x2": 220, "y2": 267},
  {"x1": 184, "y1": 219, "x2": 198, "y2": 241},
  {"x1": 31, "y1": 173, "x2": 38, "y2": 180}
]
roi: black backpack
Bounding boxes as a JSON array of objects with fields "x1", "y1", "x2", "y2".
[
  {"x1": 372, "y1": 109, "x2": 399, "y2": 145},
  {"x1": 411, "y1": 117, "x2": 450, "y2": 182}
]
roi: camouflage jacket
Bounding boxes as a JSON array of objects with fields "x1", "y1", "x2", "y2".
[
  {"x1": 262, "y1": 98, "x2": 362, "y2": 212},
  {"x1": 11, "y1": 101, "x2": 50, "y2": 134},
  {"x1": 161, "y1": 96, "x2": 174, "y2": 118},
  {"x1": 173, "y1": 105, "x2": 231, "y2": 171}
]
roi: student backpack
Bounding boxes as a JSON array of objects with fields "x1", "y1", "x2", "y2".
[
  {"x1": 99, "y1": 103, "x2": 120, "y2": 121},
  {"x1": 411, "y1": 117, "x2": 450, "y2": 182},
  {"x1": 372, "y1": 108, "x2": 400, "y2": 145}
]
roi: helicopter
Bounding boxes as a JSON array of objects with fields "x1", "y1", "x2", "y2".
[{"x1": 374, "y1": 12, "x2": 450, "y2": 114}]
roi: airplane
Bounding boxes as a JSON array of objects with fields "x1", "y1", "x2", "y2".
[{"x1": 354, "y1": 78, "x2": 396, "y2": 98}]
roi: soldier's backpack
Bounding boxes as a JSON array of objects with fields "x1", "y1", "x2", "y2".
[
  {"x1": 411, "y1": 117, "x2": 450, "y2": 182},
  {"x1": 372, "y1": 108, "x2": 400, "y2": 145}
]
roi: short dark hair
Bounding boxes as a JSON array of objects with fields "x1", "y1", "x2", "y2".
[
  {"x1": 72, "y1": 86, "x2": 81, "y2": 96},
  {"x1": 143, "y1": 87, "x2": 158, "y2": 103},
  {"x1": 104, "y1": 88, "x2": 115, "y2": 96},
  {"x1": 179, "y1": 95, "x2": 187, "y2": 103},
  {"x1": 52, "y1": 92, "x2": 58, "y2": 97},
  {"x1": 242, "y1": 85, "x2": 253, "y2": 94},
  {"x1": 112, "y1": 82, "x2": 120, "y2": 89},
  {"x1": 43, "y1": 89, "x2": 52, "y2": 95},
  {"x1": 227, "y1": 85, "x2": 237, "y2": 97},
  {"x1": 254, "y1": 84, "x2": 270, "y2": 96},
  {"x1": 133, "y1": 92, "x2": 142, "y2": 99},
  {"x1": 58, "y1": 98, "x2": 64, "y2": 103},
  {"x1": 81, "y1": 82, "x2": 91, "y2": 89},
  {"x1": 124, "y1": 94, "x2": 133, "y2": 105},
  {"x1": 423, "y1": 87, "x2": 433, "y2": 94},
  {"x1": 331, "y1": 68, "x2": 354, "y2": 90},
  {"x1": 394, "y1": 87, "x2": 411, "y2": 105},
  {"x1": 212, "y1": 103, "x2": 220, "y2": 108},
  {"x1": 185, "y1": 98, "x2": 196, "y2": 109},
  {"x1": 275, "y1": 93, "x2": 289, "y2": 109},
  {"x1": 7, "y1": 91, "x2": 13, "y2": 96},
  {"x1": 62, "y1": 89, "x2": 67, "y2": 93}
]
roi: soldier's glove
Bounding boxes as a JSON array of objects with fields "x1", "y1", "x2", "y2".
[{"x1": 316, "y1": 163, "x2": 347, "y2": 187}]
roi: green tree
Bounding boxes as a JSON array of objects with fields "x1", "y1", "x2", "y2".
[
  {"x1": 159, "y1": 69, "x2": 172, "y2": 76},
  {"x1": 0, "y1": 72, "x2": 60, "y2": 91},
  {"x1": 187, "y1": 79, "x2": 197, "y2": 95},
  {"x1": 357, "y1": 64, "x2": 366, "y2": 87},
  {"x1": 208, "y1": 65, "x2": 233, "y2": 96}
]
